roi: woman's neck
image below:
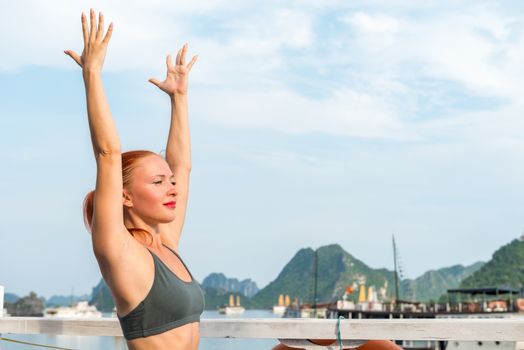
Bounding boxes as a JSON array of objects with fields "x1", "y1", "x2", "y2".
[{"x1": 124, "y1": 213, "x2": 164, "y2": 250}]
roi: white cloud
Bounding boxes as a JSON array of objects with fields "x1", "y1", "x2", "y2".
[
  {"x1": 3, "y1": 1, "x2": 524, "y2": 142},
  {"x1": 344, "y1": 12, "x2": 401, "y2": 34},
  {"x1": 192, "y1": 86, "x2": 415, "y2": 140}
]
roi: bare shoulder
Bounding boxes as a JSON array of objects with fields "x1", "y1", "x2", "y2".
[
  {"x1": 95, "y1": 234, "x2": 155, "y2": 315},
  {"x1": 94, "y1": 229, "x2": 140, "y2": 265}
]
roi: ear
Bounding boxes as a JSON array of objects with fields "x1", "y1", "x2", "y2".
[{"x1": 123, "y1": 189, "x2": 133, "y2": 208}]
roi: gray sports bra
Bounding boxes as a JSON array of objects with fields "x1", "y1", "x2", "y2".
[{"x1": 118, "y1": 244, "x2": 205, "y2": 340}]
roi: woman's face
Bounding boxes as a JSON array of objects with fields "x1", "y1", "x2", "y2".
[{"x1": 124, "y1": 155, "x2": 177, "y2": 224}]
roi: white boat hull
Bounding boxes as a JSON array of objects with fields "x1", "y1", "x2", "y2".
[
  {"x1": 273, "y1": 305, "x2": 287, "y2": 315},
  {"x1": 218, "y1": 306, "x2": 245, "y2": 315}
]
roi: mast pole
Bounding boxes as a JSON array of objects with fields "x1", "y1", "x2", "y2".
[
  {"x1": 313, "y1": 249, "x2": 318, "y2": 317},
  {"x1": 393, "y1": 235, "x2": 400, "y2": 307}
]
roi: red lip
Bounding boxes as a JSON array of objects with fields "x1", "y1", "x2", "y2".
[{"x1": 164, "y1": 201, "x2": 176, "y2": 208}]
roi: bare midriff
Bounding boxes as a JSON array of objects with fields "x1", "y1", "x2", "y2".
[{"x1": 126, "y1": 322, "x2": 200, "y2": 350}]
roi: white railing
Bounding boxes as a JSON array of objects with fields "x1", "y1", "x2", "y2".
[{"x1": 1, "y1": 317, "x2": 524, "y2": 349}]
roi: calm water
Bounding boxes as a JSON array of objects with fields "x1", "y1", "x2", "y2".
[{"x1": 1, "y1": 310, "x2": 281, "y2": 350}]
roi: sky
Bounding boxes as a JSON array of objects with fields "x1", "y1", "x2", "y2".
[{"x1": 1, "y1": 0, "x2": 524, "y2": 299}]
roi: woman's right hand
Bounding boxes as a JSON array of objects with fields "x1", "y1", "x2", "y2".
[{"x1": 64, "y1": 9, "x2": 113, "y2": 73}]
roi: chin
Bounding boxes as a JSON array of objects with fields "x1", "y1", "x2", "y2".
[{"x1": 158, "y1": 214, "x2": 176, "y2": 224}]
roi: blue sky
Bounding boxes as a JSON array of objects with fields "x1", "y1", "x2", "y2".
[{"x1": 1, "y1": 0, "x2": 524, "y2": 298}]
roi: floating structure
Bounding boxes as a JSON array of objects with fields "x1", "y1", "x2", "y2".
[
  {"x1": 45, "y1": 301, "x2": 102, "y2": 318},
  {"x1": 330, "y1": 287, "x2": 524, "y2": 350},
  {"x1": 273, "y1": 294, "x2": 291, "y2": 315},
  {"x1": 218, "y1": 294, "x2": 245, "y2": 315}
]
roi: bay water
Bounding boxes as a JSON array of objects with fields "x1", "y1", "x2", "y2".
[{"x1": 1, "y1": 310, "x2": 281, "y2": 350}]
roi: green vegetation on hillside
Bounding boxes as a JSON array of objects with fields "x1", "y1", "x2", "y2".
[
  {"x1": 402, "y1": 262, "x2": 484, "y2": 302},
  {"x1": 250, "y1": 244, "x2": 483, "y2": 308},
  {"x1": 251, "y1": 244, "x2": 397, "y2": 308},
  {"x1": 460, "y1": 239, "x2": 524, "y2": 289}
]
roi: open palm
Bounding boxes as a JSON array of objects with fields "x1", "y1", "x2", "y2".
[
  {"x1": 64, "y1": 9, "x2": 113, "y2": 72},
  {"x1": 149, "y1": 44, "x2": 198, "y2": 96}
]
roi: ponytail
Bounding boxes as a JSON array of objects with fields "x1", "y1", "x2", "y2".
[{"x1": 82, "y1": 150, "x2": 158, "y2": 244}]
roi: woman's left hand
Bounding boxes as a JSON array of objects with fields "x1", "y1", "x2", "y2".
[{"x1": 149, "y1": 44, "x2": 198, "y2": 96}]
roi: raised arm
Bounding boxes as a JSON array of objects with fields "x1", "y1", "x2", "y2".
[
  {"x1": 65, "y1": 10, "x2": 130, "y2": 260},
  {"x1": 149, "y1": 44, "x2": 198, "y2": 251}
]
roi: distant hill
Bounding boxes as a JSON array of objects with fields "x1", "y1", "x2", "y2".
[
  {"x1": 251, "y1": 244, "x2": 397, "y2": 308},
  {"x1": 201, "y1": 273, "x2": 259, "y2": 310},
  {"x1": 89, "y1": 274, "x2": 257, "y2": 311},
  {"x1": 90, "y1": 267, "x2": 262, "y2": 311},
  {"x1": 460, "y1": 239, "x2": 524, "y2": 289},
  {"x1": 250, "y1": 244, "x2": 483, "y2": 308},
  {"x1": 402, "y1": 262, "x2": 484, "y2": 302},
  {"x1": 46, "y1": 294, "x2": 91, "y2": 307},
  {"x1": 202, "y1": 273, "x2": 259, "y2": 298},
  {"x1": 4, "y1": 293, "x2": 20, "y2": 303},
  {"x1": 5, "y1": 292, "x2": 44, "y2": 316},
  {"x1": 202, "y1": 288, "x2": 254, "y2": 310},
  {"x1": 90, "y1": 279, "x2": 115, "y2": 312}
]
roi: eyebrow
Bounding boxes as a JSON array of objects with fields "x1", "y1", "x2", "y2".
[{"x1": 154, "y1": 174, "x2": 175, "y2": 179}]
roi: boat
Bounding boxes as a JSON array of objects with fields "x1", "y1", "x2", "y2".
[
  {"x1": 218, "y1": 294, "x2": 245, "y2": 315},
  {"x1": 45, "y1": 301, "x2": 102, "y2": 318},
  {"x1": 273, "y1": 294, "x2": 291, "y2": 315}
]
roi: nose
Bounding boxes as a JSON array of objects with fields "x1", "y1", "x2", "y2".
[{"x1": 168, "y1": 182, "x2": 177, "y2": 196}]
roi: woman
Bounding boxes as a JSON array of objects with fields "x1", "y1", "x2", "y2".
[{"x1": 64, "y1": 9, "x2": 203, "y2": 350}]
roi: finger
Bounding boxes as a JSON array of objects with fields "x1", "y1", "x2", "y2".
[
  {"x1": 148, "y1": 78, "x2": 162, "y2": 87},
  {"x1": 176, "y1": 46, "x2": 182, "y2": 66},
  {"x1": 64, "y1": 50, "x2": 82, "y2": 67},
  {"x1": 96, "y1": 12, "x2": 104, "y2": 41},
  {"x1": 181, "y1": 43, "x2": 188, "y2": 66},
  {"x1": 102, "y1": 22, "x2": 114, "y2": 45},
  {"x1": 166, "y1": 54, "x2": 173, "y2": 69},
  {"x1": 81, "y1": 12, "x2": 89, "y2": 50},
  {"x1": 187, "y1": 55, "x2": 198, "y2": 71},
  {"x1": 89, "y1": 9, "x2": 96, "y2": 43}
]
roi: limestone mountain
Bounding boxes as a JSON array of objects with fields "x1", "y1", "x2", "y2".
[
  {"x1": 90, "y1": 279, "x2": 115, "y2": 312},
  {"x1": 5, "y1": 291, "x2": 45, "y2": 316},
  {"x1": 251, "y1": 244, "x2": 397, "y2": 308},
  {"x1": 202, "y1": 273, "x2": 259, "y2": 298},
  {"x1": 460, "y1": 238, "x2": 524, "y2": 289},
  {"x1": 88, "y1": 276, "x2": 255, "y2": 311},
  {"x1": 46, "y1": 294, "x2": 91, "y2": 307},
  {"x1": 250, "y1": 244, "x2": 483, "y2": 308},
  {"x1": 402, "y1": 262, "x2": 484, "y2": 302},
  {"x1": 202, "y1": 288, "x2": 253, "y2": 310},
  {"x1": 4, "y1": 292, "x2": 19, "y2": 303}
]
